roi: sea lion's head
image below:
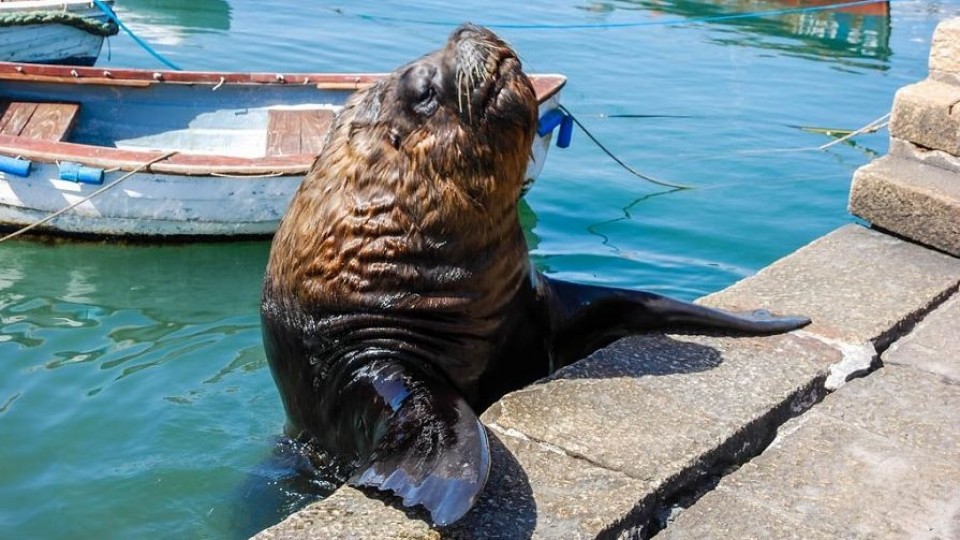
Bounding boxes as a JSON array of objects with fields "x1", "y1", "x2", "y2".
[
  {"x1": 385, "y1": 23, "x2": 537, "y2": 156},
  {"x1": 269, "y1": 25, "x2": 537, "y2": 307},
  {"x1": 326, "y1": 24, "x2": 536, "y2": 205}
]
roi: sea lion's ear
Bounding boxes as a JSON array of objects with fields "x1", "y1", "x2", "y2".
[
  {"x1": 338, "y1": 360, "x2": 491, "y2": 526},
  {"x1": 349, "y1": 82, "x2": 387, "y2": 126}
]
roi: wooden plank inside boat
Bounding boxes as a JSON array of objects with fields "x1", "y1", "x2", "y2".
[
  {"x1": 266, "y1": 109, "x2": 335, "y2": 156},
  {"x1": 0, "y1": 101, "x2": 79, "y2": 142},
  {"x1": 0, "y1": 102, "x2": 38, "y2": 136},
  {"x1": 20, "y1": 103, "x2": 80, "y2": 142},
  {"x1": 299, "y1": 109, "x2": 335, "y2": 154}
]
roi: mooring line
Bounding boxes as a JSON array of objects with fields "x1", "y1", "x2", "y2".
[
  {"x1": 91, "y1": 0, "x2": 182, "y2": 71},
  {"x1": 816, "y1": 113, "x2": 890, "y2": 151},
  {"x1": 733, "y1": 112, "x2": 891, "y2": 156},
  {"x1": 560, "y1": 105, "x2": 692, "y2": 190},
  {"x1": 0, "y1": 151, "x2": 178, "y2": 244}
]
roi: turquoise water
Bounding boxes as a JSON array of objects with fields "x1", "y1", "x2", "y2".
[{"x1": 2, "y1": 0, "x2": 957, "y2": 537}]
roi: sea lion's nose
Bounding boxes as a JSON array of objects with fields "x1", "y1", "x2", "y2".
[{"x1": 450, "y1": 23, "x2": 486, "y2": 42}]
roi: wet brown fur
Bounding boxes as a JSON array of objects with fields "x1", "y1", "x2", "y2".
[{"x1": 264, "y1": 26, "x2": 538, "y2": 395}]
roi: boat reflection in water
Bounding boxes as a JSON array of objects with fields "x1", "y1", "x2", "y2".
[
  {"x1": 585, "y1": 0, "x2": 891, "y2": 67},
  {"x1": 111, "y1": 0, "x2": 231, "y2": 45}
]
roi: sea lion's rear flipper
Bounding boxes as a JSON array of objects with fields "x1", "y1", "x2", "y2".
[
  {"x1": 340, "y1": 359, "x2": 490, "y2": 526},
  {"x1": 542, "y1": 276, "x2": 810, "y2": 366}
]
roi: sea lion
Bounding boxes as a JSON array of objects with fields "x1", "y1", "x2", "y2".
[{"x1": 260, "y1": 24, "x2": 809, "y2": 526}]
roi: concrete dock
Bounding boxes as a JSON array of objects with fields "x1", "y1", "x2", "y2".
[{"x1": 253, "y1": 18, "x2": 960, "y2": 540}]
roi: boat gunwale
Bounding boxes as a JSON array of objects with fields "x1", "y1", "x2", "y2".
[
  {"x1": 0, "y1": 63, "x2": 566, "y2": 176},
  {"x1": 0, "y1": 0, "x2": 113, "y2": 14}
]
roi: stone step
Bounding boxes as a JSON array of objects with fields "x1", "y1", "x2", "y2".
[
  {"x1": 660, "y1": 353, "x2": 960, "y2": 539},
  {"x1": 889, "y1": 137, "x2": 960, "y2": 175},
  {"x1": 883, "y1": 292, "x2": 960, "y2": 383},
  {"x1": 700, "y1": 224, "x2": 960, "y2": 352},
  {"x1": 849, "y1": 155, "x2": 960, "y2": 257},
  {"x1": 889, "y1": 78, "x2": 960, "y2": 156},
  {"x1": 662, "y1": 280, "x2": 960, "y2": 539}
]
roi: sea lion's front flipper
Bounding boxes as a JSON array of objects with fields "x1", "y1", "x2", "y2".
[
  {"x1": 340, "y1": 358, "x2": 490, "y2": 526},
  {"x1": 542, "y1": 276, "x2": 810, "y2": 366}
]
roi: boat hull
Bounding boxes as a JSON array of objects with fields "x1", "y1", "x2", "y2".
[
  {"x1": 0, "y1": 95, "x2": 563, "y2": 240},
  {"x1": 0, "y1": 0, "x2": 115, "y2": 66},
  {"x1": 0, "y1": 23, "x2": 104, "y2": 66},
  {"x1": 0, "y1": 163, "x2": 301, "y2": 238}
]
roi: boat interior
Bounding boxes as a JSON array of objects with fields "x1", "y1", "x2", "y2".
[{"x1": 0, "y1": 81, "x2": 347, "y2": 158}]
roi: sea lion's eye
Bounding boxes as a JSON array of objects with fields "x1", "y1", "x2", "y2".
[
  {"x1": 412, "y1": 85, "x2": 438, "y2": 117},
  {"x1": 402, "y1": 65, "x2": 440, "y2": 117},
  {"x1": 418, "y1": 85, "x2": 434, "y2": 103}
]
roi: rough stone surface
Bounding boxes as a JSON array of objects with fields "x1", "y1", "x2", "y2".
[
  {"x1": 849, "y1": 155, "x2": 960, "y2": 256},
  {"x1": 883, "y1": 294, "x2": 960, "y2": 383},
  {"x1": 657, "y1": 488, "x2": 843, "y2": 540},
  {"x1": 814, "y1": 365, "x2": 960, "y2": 463},
  {"x1": 889, "y1": 79, "x2": 960, "y2": 156},
  {"x1": 930, "y1": 17, "x2": 960, "y2": 79},
  {"x1": 701, "y1": 224, "x2": 960, "y2": 349},
  {"x1": 483, "y1": 332, "x2": 838, "y2": 486},
  {"x1": 662, "y1": 365, "x2": 960, "y2": 539},
  {"x1": 889, "y1": 136, "x2": 960, "y2": 174},
  {"x1": 253, "y1": 488, "x2": 437, "y2": 540},
  {"x1": 255, "y1": 429, "x2": 652, "y2": 540}
]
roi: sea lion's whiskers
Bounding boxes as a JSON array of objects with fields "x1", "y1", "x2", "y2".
[
  {"x1": 466, "y1": 70, "x2": 474, "y2": 121},
  {"x1": 456, "y1": 69, "x2": 465, "y2": 114},
  {"x1": 472, "y1": 55, "x2": 484, "y2": 87}
]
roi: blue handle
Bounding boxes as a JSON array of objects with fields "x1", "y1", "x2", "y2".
[
  {"x1": 538, "y1": 108, "x2": 574, "y2": 148},
  {"x1": 0, "y1": 155, "x2": 31, "y2": 177},
  {"x1": 557, "y1": 115, "x2": 574, "y2": 148},
  {"x1": 59, "y1": 162, "x2": 104, "y2": 184},
  {"x1": 537, "y1": 109, "x2": 565, "y2": 137}
]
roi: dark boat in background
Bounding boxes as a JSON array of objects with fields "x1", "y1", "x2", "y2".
[{"x1": 0, "y1": 0, "x2": 118, "y2": 66}]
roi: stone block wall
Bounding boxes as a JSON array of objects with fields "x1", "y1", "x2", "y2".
[{"x1": 850, "y1": 18, "x2": 960, "y2": 256}]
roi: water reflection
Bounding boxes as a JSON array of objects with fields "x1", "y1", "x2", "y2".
[
  {"x1": 519, "y1": 199, "x2": 541, "y2": 252},
  {"x1": 0, "y1": 241, "x2": 264, "y2": 318},
  {"x1": 0, "y1": 241, "x2": 268, "y2": 391},
  {"x1": 585, "y1": 0, "x2": 891, "y2": 67},
  {"x1": 0, "y1": 240, "x2": 280, "y2": 538},
  {"x1": 587, "y1": 188, "x2": 684, "y2": 252},
  {"x1": 114, "y1": 0, "x2": 232, "y2": 45}
]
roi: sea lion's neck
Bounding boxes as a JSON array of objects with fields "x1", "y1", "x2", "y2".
[{"x1": 267, "y1": 166, "x2": 527, "y2": 317}]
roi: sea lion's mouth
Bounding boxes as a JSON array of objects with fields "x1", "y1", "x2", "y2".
[
  {"x1": 448, "y1": 25, "x2": 520, "y2": 120},
  {"x1": 470, "y1": 58, "x2": 505, "y2": 112}
]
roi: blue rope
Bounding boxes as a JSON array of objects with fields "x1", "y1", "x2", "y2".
[
  {"x1": 345, "y1": 0, "x2": 891, "y2": 30},
  {"x1": 91, "y1": 0, "x2": 182, "y2": 70}
]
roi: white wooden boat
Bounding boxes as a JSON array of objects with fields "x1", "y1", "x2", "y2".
[
  {"x1": 0, "y1": 0, "x2": 118, "y2": 66},
  {"x1": 0, "y1": 62, "x2": 567, "y2": 240}
]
